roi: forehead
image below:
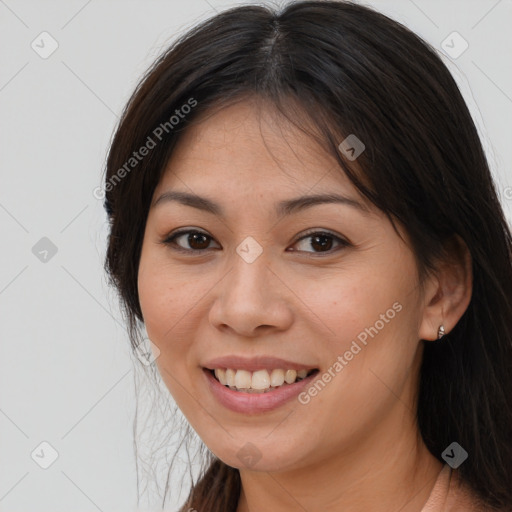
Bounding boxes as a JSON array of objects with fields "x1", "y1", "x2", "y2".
[{"x1": 157, "y1": 99, "x2": 357, "y2": 195}]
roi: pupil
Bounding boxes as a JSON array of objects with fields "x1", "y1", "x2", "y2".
[
  {"x1": 311, "y1": 235, "x2": 332, "y2": 252},
  {"x1": 190, "y1": 233, "x2": 209, "y2": 249}
]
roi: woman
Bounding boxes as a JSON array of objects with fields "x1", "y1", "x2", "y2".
[{"x1": 102, "y1": 1, "x2": 512, "y2": 510}]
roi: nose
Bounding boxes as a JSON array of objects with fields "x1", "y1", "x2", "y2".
[{"x1": 208, "y1": 250, "x2": 294, "y2": 338}]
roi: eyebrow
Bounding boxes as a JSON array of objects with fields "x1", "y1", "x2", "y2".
[{"x1": 152, "y1": 190, "x2": 369, "y2": 217}]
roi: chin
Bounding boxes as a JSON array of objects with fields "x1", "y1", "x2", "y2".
[{"x1": 207, "y1": 438, "x2": 309, "y2": 473}]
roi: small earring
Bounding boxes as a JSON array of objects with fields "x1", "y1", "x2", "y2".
[{"x1": 437, "y1": 325, "x2": 445, "y2": 340}]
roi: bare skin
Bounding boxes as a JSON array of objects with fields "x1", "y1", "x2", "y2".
[{"x1": 137, "y1": 97, "x2": 472, "y2": 512}]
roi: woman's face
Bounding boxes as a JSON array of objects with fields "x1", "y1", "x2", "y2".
[{"x1": 138, "y1": 99, "x2": 430, "y2": 473}]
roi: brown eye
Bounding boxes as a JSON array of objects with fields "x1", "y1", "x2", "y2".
[
  {"x1": 163, "y1": 229, "x2": 350, "y2": 256},
  {"x1": 163, "y1": 230, "x2": 218, "y2": 252},
  {"x1": 310, "y1": 233, "x2": 334, "y2": 252},
  {"x1": 290, "y1": 231, "x2": 350, "y2": 255},
  {"x1": 185, "y1": 232, "x2": 211, "y2": 250}
]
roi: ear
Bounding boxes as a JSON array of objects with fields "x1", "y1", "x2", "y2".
[{"x1": 418, "y1": 235, "x2": 473, "y2": 341}]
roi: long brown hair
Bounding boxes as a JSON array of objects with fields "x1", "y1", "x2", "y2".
[{"x1": 103, "y1": 1, "x2": 512, "y2": 510}]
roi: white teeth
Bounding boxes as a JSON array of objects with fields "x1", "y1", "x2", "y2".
[
  {"x1": 251, "y1": 369, "x2": 270, "y2": 389},
  {"x1": 297, "y1": 369, "x2": 308, "y2": 379},
  {"x1": 234, "y1": 370, "x2": 252, "y2": 389},
  {"x1": 270, "y1": 369, "x2": 285, "y2": 387},
  {"x1": 284, "y1": 369, "x2": 297, "y2": 384},
  {"x1": 214, "y1": 368, "x2": 227, "y2": 385},
  {"x1": 212, "y1": 367, "x2": 314, "y2": 392},
  {"x1": 225, "y1": 368, "x2": 236, "y2": 387}
]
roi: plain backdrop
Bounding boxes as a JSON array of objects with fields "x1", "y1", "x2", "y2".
[{"x1": 1, "y1": 0, "x2": 511, "y2": 511}]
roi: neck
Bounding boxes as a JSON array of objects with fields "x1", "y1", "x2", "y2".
[{"x1": 236, "y1": 407, "x2": 443, "y2": 512}]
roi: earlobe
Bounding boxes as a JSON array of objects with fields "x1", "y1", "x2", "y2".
[{"x1": 418, "y1": 235, "x2": 473, "y2": 342}]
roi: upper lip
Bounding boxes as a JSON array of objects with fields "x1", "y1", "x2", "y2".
[{"x1": 202, "y1": 355, "x2": 318, "y2": 372}]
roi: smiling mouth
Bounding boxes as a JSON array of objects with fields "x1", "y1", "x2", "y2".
[{"x1": 208, "y1": 368, "x2": 319, "y2": 393}]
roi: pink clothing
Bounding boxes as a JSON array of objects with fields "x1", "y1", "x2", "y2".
[{"x1": 421, "y1": 464, "x2": 507, "y2": 511}]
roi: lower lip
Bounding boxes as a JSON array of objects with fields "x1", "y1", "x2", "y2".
[{"x1": 203, "y1": 368, "x2": 319, "y2": 415}]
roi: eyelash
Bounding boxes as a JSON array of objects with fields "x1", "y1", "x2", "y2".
[{"x1": 161, "y1": 228, "x2": 351, "y2": 256}]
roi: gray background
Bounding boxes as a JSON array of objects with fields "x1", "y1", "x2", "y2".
[{"x1": 1, "y1": 0, "x2": 511, "y2": 511}]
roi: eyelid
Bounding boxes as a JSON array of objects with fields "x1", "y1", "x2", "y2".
[
  {"x1": 291, "y1": 228, "x2": 351, "y2": 254},
  {"x1": 162, "y1": 227, "x2": 351, "y2": 255},
  {"x1": 162, "y1": 228, "x2": 219, "y2": 252}
]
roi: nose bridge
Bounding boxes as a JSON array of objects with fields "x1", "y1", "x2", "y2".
[
  {"x1": 209, "y1": 239, "x2": 292, "y2": 335},
  {"x1": 227, "y1": 241, "x2": 272, "y2": 307}
]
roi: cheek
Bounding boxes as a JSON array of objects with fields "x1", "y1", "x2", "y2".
[
  {"x1": 138, "y1": 236, "x2": 197, "y2": 333},
  {"x1": 299, "y1": 262, "x2": 405, "y2": 346},
  {"x1": 137, "y1": 248, "x2": 193, "y2": 360},
  {"x1": 301, "y1": 260, "x2": 421, "y2": 411},
  {"x1": 137, "y1": 262, "x2": 215, "y2": 434},
  {"x1": 138, "y1": 264, "x2": 175, "y2": 338},
  {"x1": 138, "y1": 262, "x2": 197, "y2": 405},
  {"x1": 137, "y1": 249, "x2": 217, "y2": 392}
]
